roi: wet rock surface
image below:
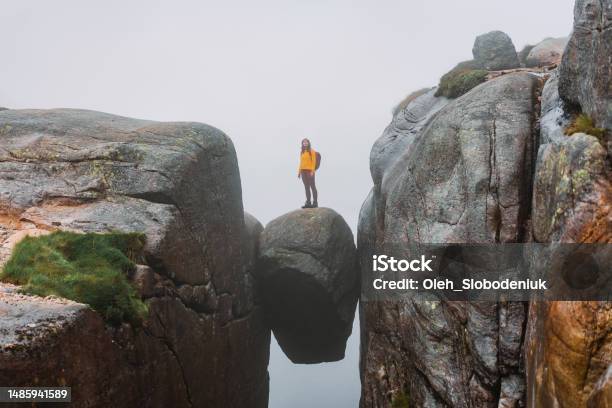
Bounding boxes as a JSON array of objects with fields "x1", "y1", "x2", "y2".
[
  {"x1": 257, "y1": 208, "x2": 358, "y2": 364},
  {"x1": 539, "y1": 69, "x2": 571, "y2": 145},
  {"x1": 381, "y1": 73, "x2": 539, "y2": 245},
  {"x1": 0, "y1": 283, "x2": 86, "y2": 352},
  {"x1": 359, "y1": 5, "x2": 611, "y2": 406},
  {"x1": 526, "y1": 16, "x2": 612, "y2": 400},
  {"x1": 589, "y1": 365, "x2": 612, "y2": 407},
  {"x1": 0, "y1": 284, "x2": 144, "y2": 408},
  {"x1": 526, "y1": 301, "x2": 612, "y2": 408},
  {"x1": 0, "y1": 109, "x2": 270, "y2": 408},
  {"x1": 359, "y1": 73, "x2": 540, "y2": 407}
]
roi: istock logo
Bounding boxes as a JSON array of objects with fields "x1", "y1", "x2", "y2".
[{"x1": 372, "y1": 255, "x2": 434, "y2": 272}]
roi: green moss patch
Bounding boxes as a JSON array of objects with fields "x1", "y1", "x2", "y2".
[
  {"x1": 391, "y1": 390, "x2": 410, "y2": 408},
  {"x1": 1, "y1": 231, "x2": 148, "y2": 326},
  {"x1": 564, "y1": 113, "x2": 607, "y2": 141},
  {"x1": 435, "y1": 60, "x2": 488, "y2": 99}
]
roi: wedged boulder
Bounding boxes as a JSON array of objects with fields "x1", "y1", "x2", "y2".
[
  {"x1": 559, "y1": 0, "x2": 612, "y2": 132},
  {"x1": 0, "y1": 109, "x2": 270, "y2": 408},
  {"x1": 525, "y1": 37, "x2": 568, "y2": 67},
  {"x1": 257, "y1": 208, "x2": 358, "y2": 364},
  {"x1": 359, "y1": 73, "x2": 540, "y2": 407},
  {"x1": 472, "y1": 30, "x2": 520, "y2": 70}
]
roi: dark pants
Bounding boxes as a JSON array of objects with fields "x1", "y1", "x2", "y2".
[{"x1": 301, "y1": 170, "x2": 318, "y2": 203}]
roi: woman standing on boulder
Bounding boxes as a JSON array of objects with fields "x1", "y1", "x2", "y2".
[{"x1": 298, "y1": 138, "x2": 319, "y2": 208}]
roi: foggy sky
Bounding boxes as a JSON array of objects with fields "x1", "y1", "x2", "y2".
[{"x1": 3, "y1": 1, "x2": 574, "y2": 407}]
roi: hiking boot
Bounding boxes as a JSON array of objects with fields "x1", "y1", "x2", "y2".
[
  {"x1": 301, "y1": 201, "x2": 312, "y2": 209},
  {"x1": 312, "y1": 201, "x2": 318, "y2": 208}
]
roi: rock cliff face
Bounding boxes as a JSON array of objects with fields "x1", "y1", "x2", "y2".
[
  {"x1": 370, "y1": 88, "x2": 449, "y2": 191},
  {"x1": 0, "y1": 109, "x2": 270, "y2": 408},
  {"x1": 527, "y1": 126, "x2": 611, "y2": 405},
  {"x1": 0, "y1": 283, "x2": 143, "y2": 407},
  {"x1": 525, "y1": 2, "x2": 612, "y2": 405},
  {"x1": 1, "y1": 1, "x2": 610, "y2": 406},
  {"x1": 559, "y1": 0, "x2": 612, "y2": 132},
  {"x1": 360, "y1": 73, "x2": 540, "y2": 407},
  {"x1": 359, "y1": 2, "x2": 611, "y2": 406},
  {"x1": 257, "y1": 208, "x2": 358, "y2": 364}
]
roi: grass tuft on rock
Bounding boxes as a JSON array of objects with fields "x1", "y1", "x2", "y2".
[
  {"x1": 564, "y1": 113, "x2": 607, "y2": 140},
  {"x1": 1, "y1": 231, "x2": 148, "y2": 326},
  {"x1": 435, "y1": 60, "x2": 488, "y2": 99}
]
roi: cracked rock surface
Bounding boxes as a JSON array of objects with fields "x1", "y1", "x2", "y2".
[
  {"x1": 359, "y1": 3, "x2": 612, "y2": 403},
  {"x1": 0, "y1": 109, "x2": 270, "y2": 408},
  {"x1": 525, "y1": 3, "x2": 612, "y2": 401},
  {"x1": 359, "y1": 73, "x2": 541, "y2": 407}
]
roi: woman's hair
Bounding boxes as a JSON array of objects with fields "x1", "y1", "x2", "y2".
[{"x1": 301, "y1": 138, "x2": 311, "y2": 153}]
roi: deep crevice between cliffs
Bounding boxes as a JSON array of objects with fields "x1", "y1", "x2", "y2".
[{"x1": 523, "y1": 74, "x2": 546, "y2": 243}]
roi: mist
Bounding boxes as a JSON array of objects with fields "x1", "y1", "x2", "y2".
[{"x1": 2, "y1": 1, "x2": 574, "y2": 406}]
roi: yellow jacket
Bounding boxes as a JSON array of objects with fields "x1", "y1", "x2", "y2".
[{"x1": 299, "y1": 149, "x2": 317, "y2": 172}]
